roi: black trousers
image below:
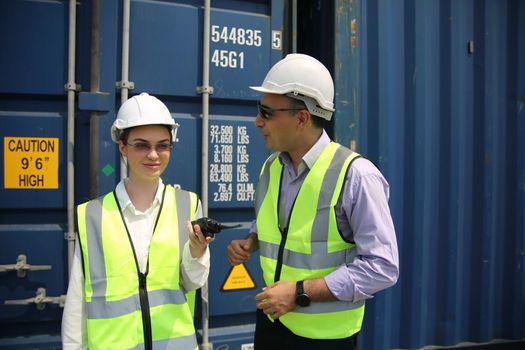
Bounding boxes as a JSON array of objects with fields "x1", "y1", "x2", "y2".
[{"x1": 254, "y1": 309, "x2": 359, "y2": 350}]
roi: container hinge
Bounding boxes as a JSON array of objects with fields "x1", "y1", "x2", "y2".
[
  {"x1": 0, "y1": 254, "x2": 52, "y2": 278},
  {"x1": 4, "y1": 288, "x2": 66, "y2": 310},
  {"x1": 196, "y1": 86, "x2": 214, "y2": 95},
  {"x1": 467, "y1": 40, "x2": 475, "y2": 55},
  {"x1": 116, "y1": 80, "x2": 135, "y2": 90},
  {"x1": 64, "y1": 230, "x2": 76, "y2": 242},
  {"x1": 64, "y1": 82, "x2": 81, "y2": 92}
]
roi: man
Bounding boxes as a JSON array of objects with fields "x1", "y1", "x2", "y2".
[{"x1": 227, "y1": 54, "x2": 399, "y2": 349}]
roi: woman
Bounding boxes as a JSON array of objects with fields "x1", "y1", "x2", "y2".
[{"x1": 62, "y1": 93, "x2": 212, "y2": 350}]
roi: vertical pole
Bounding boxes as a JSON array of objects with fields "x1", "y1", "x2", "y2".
[
  {"x1": 89, "y1": 0, "x2": 101, "y2": 198},
  {"x1": 66, "y1": 0, "x2": 77, "y2": 276},
  {"x1": 120, "y1": 0, "x2": 131, "y2": 179},
  {"x1": 200, "y1": 0, "x2": 212, "y2": 348}
]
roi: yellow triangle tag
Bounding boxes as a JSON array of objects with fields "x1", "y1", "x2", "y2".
[{"x1": 221, "y1": 264, "x2": 256, "y2": 291}]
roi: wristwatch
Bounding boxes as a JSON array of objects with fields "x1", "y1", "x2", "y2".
[{"x1": 295, "y1": 281, "x2": 311, "y2": 307}]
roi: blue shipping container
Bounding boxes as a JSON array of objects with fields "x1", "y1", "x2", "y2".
[
  {"x1": 332, "y1": 0, "x2": 525, "y2": 349},
  {"x1": 1, "y1": 0, "x2": 524, "y2": 349},
  {"x1": 0, "y1": 0, "x2": 281, "y2": 348}
]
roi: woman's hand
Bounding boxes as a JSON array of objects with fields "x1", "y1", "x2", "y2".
[{"x1": 187, "y1": 221, "x2": 214, "y2": 259}]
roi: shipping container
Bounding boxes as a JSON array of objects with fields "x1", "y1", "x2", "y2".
[
  {"x1": 1, "y1": 0, "x2": 524, "y2": 349},
  {"x1": 1, "y1": 1, "x2": 279, "y2": 348},
  {"x1": 330, "y1": 0, "x2": 525, "y2": 349}
]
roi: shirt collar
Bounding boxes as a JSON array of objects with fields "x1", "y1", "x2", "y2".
[
  {"x1": 278, "y1": 129, "x2": 331, "y2": 173},
  {"x1": 115, "y1": 178, "x2": 165, "y2": 214}
]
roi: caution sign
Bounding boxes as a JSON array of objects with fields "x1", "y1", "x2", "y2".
[
  {"x1": 4, "y1": 137, "x2": 59, "y2": 189},
  {"x1": 221, "y1": 264, "x2": 256, "y2": 291}
]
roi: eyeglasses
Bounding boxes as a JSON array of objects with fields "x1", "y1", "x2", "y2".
[
  {"x1": 126, "y1": 142, "x2": 172, "y2": 153},
  {"x1": 257, "y1": 101, "x2": 305, "y2": 119}
]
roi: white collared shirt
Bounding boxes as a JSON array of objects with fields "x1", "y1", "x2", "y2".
[{"x1": 61, "y1": 179, "x2": 210, "y2": 349}]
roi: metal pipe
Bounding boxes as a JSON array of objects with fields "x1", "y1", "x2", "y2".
[
  {"x1": 89, "y1": 0, "x2": 101, "y2": 198},
  {"x1": 200, "y1": 0, "x2": 211, "y2": 348},
  {"x1": 121, "y1": 0, "x2": 131, "y2": 104},
  {"x1": 120, "y1": 0, "x2": 131, "y2": 180},
  {"x1": 66, "y1": 0, "x2": 77, "y2": 276}
]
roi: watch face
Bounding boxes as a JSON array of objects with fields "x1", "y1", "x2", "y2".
[{"x1": 296, "y1": 293, "x2": 311, "y2": 307}]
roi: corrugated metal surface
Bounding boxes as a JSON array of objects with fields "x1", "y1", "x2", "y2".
[{"x1": 333, "y1": 0, "x2": 525, "y2": 349}]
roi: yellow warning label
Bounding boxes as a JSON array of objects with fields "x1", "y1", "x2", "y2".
[
  {"x1": 221, "y1": 264, "x2": 256, "y2": 291},
  {"x1": 4, "y1": 137, "x2": 59, "y2": 189}
]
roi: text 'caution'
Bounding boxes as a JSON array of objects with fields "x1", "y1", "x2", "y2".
[{"x1": 4, "y1": 137, "x2": 59, "y2": 189}]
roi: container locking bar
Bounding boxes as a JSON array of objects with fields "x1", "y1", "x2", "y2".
[
  {"x1": 0, "y1": 254, "x2": 52, "y2": 278},
  {"x1": 4, "y1": 288, "x2": 66, "y2": 310}
]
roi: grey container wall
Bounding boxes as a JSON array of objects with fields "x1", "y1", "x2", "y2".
[{"x1": 333, "y1": 0, "x2": 525, "y2": 349}]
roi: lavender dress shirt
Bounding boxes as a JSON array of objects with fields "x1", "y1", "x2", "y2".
[{"x1": 251, "y1": 130, "x2": 399, "y2": 302}]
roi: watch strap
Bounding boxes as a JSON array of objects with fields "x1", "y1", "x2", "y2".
[{"x1": 296, "y1": 280, "x2": 305, "y2": 295}]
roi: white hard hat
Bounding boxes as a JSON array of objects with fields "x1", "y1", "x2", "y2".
[
  {"x1": 250, "y1": 53, "x2": 335, "y2": 120},
  {"x1": 111, "y1": 92, "x2": 179, "y2": 143}
]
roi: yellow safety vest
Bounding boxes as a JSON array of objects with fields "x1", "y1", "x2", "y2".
[
  {"x1": 255, "y1": 142, "x2": 365, "y2": 339},
  {"x1": 76, "y1": 185, "x2": 199, "y2": 350}
]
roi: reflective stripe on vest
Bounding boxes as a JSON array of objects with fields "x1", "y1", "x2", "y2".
[
  {"x1": 255, "y1": 142, "x2": 365, "y2": 339},
  {"x1": 77, "y1": 186, "x2": 198, "y2": 350},
  {"x1": 174, "y1": 188, "x2": 198, "y2": 318}
]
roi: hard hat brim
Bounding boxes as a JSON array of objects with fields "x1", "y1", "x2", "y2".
[
  {"x1": 249, "y1": 86, "x2": 274, "y2": 94},
  {"x1": 249, "y1": 85, "x2": 335, "y2": 112}
]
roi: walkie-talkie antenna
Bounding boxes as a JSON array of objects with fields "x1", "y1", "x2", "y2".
[{"x1": 191, "y1": 217, "x2": 242, "y2": 238}]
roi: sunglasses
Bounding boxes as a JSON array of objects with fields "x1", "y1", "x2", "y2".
[
  {"x1": 257, "y1": 101, "x2": 305, "y2": 119},
  {"x1": 126, "y1": 142, "x2": 172, "y2": 153}
]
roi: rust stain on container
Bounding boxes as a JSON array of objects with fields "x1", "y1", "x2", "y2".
[{"x1": 351, "y1": 19, "x2": 357, "y2": 48}]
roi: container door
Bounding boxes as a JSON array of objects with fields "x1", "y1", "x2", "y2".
[
  {"x1": 0, "y1": 0, "x2": 284, "y2": 348},
  {"x1": 0, "y1": 1, "x2": 71, "y2": 347}
]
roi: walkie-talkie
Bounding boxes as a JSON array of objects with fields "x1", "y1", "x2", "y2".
[{"x1": 191, "y1": 217, "x2": 242, "y2": 238}]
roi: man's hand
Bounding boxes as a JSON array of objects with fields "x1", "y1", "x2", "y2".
[
  {"x1": 187, "y1": 221, "x2": 214, "y2": 259},
  {"x1": 227, "y1": 233, "x2": 258, "y2": 265},
  {"x1": 254, "y1": 278, "x2": 337, "y2": 319},
  {"x1": 255, "y1": 281, "x2": 296, "y2": 319}
]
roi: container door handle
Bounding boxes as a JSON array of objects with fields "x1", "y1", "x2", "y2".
[
  {"x1": 4, "y1": 288, "x2": 66, "y2": 310},
  {"x1": 0, "y1": 254, "x2": 52, "y2": 278}
]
